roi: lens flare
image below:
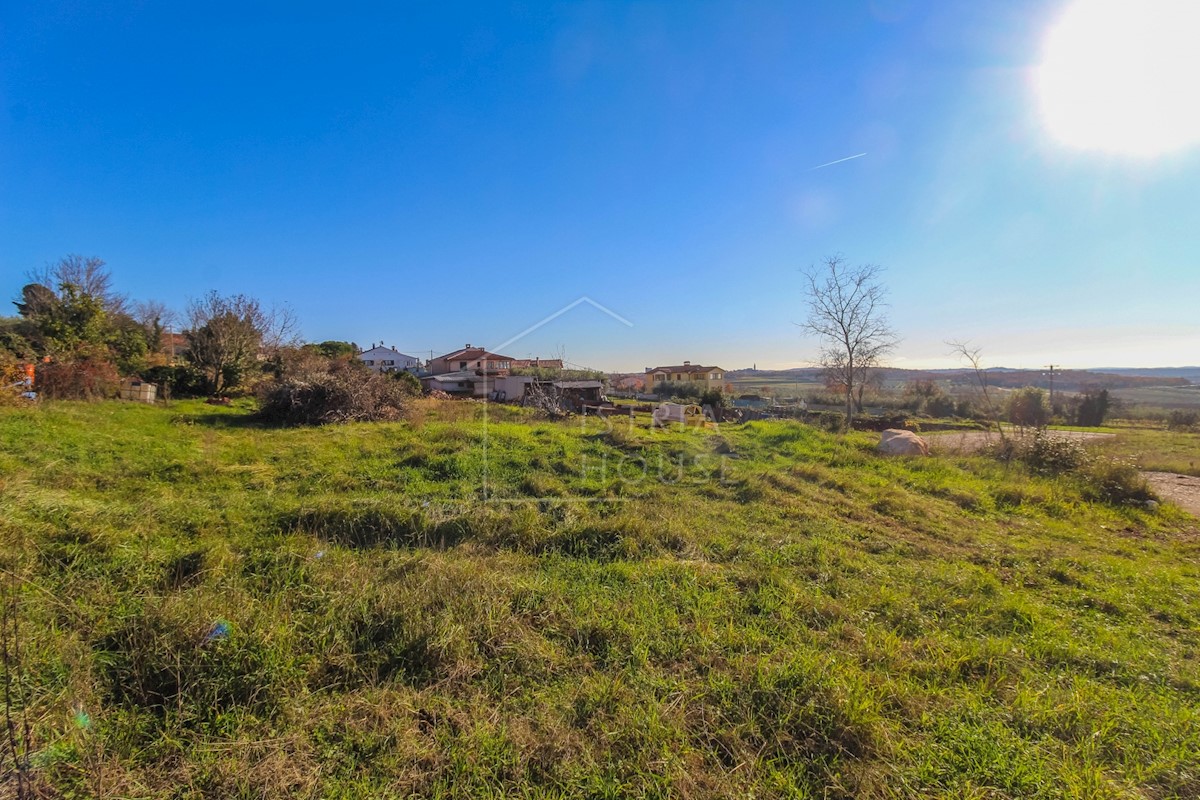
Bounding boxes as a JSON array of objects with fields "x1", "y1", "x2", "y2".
[{"x1": 1035, "y1": 0, "x2": 1200, "y2": 156}]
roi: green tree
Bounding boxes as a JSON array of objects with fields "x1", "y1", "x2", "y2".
[
  {"x1": 0, "y1": 317, "x2": 36, "y2": 362},
  {"x1": 38, "y1": 282, "x2": 111, "y2": 357},
  {"x1": 184, "y1": 292, "x2": 297, "y2": 395},
  {"x1": 1007, "y1": 387, "x2": 1050, "y2": 429},
  {"x1": 1072, "y1": 388, "x2": 1110, "y2": 427},
  {"x1": 309, "y1": 340, "x2": 358, "y2": 359},
  {"x1": 185, "y1": 293, "x2": 267, "y2": 395}
]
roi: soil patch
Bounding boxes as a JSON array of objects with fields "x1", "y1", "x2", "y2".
[{"x1": 1142, "y1": 472, "x2": 1200, "y2": 517}]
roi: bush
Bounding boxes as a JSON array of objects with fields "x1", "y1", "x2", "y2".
[
  {"x1": 808, "y1": 410, "x2": 845, "y2": 432},
  {"x1": 0, "y1": 362, "x2": 32, "y2": 406},
  {"x1": 984, "y1": 431, "x2": 1089, "y2": 475},
  {"x1": 1166, "y1": 410, "x2": 1199, "y2": 432},
  {"x1": 34, "y1": 356, "x2": 120, "y2": 400},
  {"x1": 924, "y1": 394, "x2": 958, "y2": 418},
  {"x1": 256, "y1": 360, "x2": 413, "y2": 425},
  {"x1": 391, "y1": 369, "x2": 422, "y2": 395},
  {"x1": 1080, "y1": 459, "x2": 1156, "y2": 505},
  {"x1": 699, "y1": 388, "x2": 727, "y2": 408},
  {"x1": 142, "y1": 364, "x2": 209, "y2": 398},
  {"x1": 1020, "y1": 431, "x2": 1090, "y2": 474}
]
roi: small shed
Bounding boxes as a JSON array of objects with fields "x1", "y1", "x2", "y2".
[
  {"x1": 652, "y1": 402, "x2": 704, "y2": 427},
  {"x1": 120, "y1": 378, "x2": 157, "y2": 404},
  {"x1": 552, "y1": 380, "x2": 604, "y2": 410}
]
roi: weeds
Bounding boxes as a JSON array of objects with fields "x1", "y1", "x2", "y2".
[{"x1": 1, "y1": 568, "x2": 33, "y2": 799}]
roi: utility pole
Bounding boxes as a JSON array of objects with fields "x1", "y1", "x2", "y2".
[{"x1": 1045, "y1": 364, "x2": 1058, "y2": 408}]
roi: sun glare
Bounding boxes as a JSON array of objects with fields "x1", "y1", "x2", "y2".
[{"x1": 1035, "y1": 0, "x2": 1200, "y2": 157}]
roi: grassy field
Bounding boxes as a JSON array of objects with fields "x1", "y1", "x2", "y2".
[
  {"x1": 1111, "y1": 385, "x2": 1200, "y2": 411},
  {"x1": 1084, "y1": 425, "x2": 1200, "y2": 477},
  {"x1": 1, "y1": 399, "x2": 1199, "y2": 798}
]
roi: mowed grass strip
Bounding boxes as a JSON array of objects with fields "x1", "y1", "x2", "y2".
[{"x1": 0, "y1": 399, "x2": 1198, "y2": 798}]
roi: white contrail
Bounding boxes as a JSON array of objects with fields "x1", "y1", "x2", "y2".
[{"x1": 808, "y1": 152, "x2": 867, "y2": 171}]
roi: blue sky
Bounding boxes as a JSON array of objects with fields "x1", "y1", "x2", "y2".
[{"x1": 2, "y1": 1, "x2": 1197, "y2": 370}]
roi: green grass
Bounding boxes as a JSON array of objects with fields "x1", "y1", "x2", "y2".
[
  {"x1": 1083, "y1": 424, "x2": 1200, "y2": 477},
  {"x1": 1, "y1": 399, "x2": 1198, "y2": 798}
]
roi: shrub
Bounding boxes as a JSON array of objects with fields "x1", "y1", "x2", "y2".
[
  {"x1": 256, "y1": 360, "x2": 412, "y2": 425},
  {"x1": 984, "y1": 432, "x2": 1089, "y2": 475},
  {"x1": 391, "y1": 369, "x2": 422, "y2": 395},
  {"x1": 34, "y1": 356, "x2": 120, "y2": 400},
  {"x1": 1166, "y1": 410, "x2": 1199, "y2": 432},
  {"x1": 1080, "y1": 459, "x2": 1156, "y2": 505},
  {"x1": 925, "y1": 393, "x2": 958, "y2": 418},
  {"x1": 142, "y1": 364, "x2": 209, "y2": 398},
  {"x1": 699, "y1": 388, "x2": 727, "y2": 408},
  {"x1": 0, "y1": 362, "x2": 32, "y2": 406},
  {"x1": 808, "y1": 410, "x2": 845, "y2": 432},
  {"x1": 1020, "y1": 431, "x2": 1090, "y2": 474}
]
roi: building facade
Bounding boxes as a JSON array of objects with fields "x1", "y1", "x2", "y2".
[
  {"x1": 357, "y1": 345, "x2": 421, "y2": 373},
  {"x1": 644, "y1": 362, "x2": 726, "y2": 393}
]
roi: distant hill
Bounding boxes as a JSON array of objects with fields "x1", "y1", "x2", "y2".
[{"x1": 1087, "y1": 367, "x2": 1200, "y2": 382}]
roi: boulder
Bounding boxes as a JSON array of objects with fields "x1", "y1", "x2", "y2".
[{"x1": 878, "y1": 428, "x2": 929, "y2": 456}]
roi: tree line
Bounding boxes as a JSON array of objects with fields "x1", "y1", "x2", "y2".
[{"x1": 0, "y1": 255, "x2": 312, "y2": 399}]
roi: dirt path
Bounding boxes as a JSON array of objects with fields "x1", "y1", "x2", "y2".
[
  {"x1": 1142, "y1": 472, "x2": 1200, "y2": 516},
  {"x1": 924, "y1": 429, "x2": 1116, "y2": 454},
  {"x1": 924, "y1": 429, "x2": 1200, "y2": 517}
]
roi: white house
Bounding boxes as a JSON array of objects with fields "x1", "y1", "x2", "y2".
[{"x1": 357, "y1": 345, "x2": 421, "y2": 374}]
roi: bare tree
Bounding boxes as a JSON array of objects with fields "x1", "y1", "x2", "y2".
[
  {"x1": 28, "y1": 255, "x2": 127, "y2": 314},
  {"x1": 800, "y1": 255, "x2": 898, "y2": 426},
  {"x1": 521, "y1": 380, "x2": 569, "y2": 419},
  {"x1": 133, "y1": 300, "x2": 178, "y2": 355},
  {"x1": 947, "y1": 340, "x2": 1006, "y2": 442}
]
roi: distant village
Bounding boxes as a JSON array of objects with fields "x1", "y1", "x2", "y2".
[{"x1": 356, "y1": 341, "x2": 728, "y2": 410}]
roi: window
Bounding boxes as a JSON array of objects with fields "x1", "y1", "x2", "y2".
[
  {"x1": 460, "y1": 361, "x2": 467, "y2": 369},
  {"x1": 364, "y1": 360, "x2": 375, "y2": 366},
  {"x1": 382, "y1": 360, "x2": 395, "y2": 366}
]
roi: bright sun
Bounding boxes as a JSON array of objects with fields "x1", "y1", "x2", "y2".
[{"x1": 1035, "y1": 0, "x2": 1200, "y2": 157}]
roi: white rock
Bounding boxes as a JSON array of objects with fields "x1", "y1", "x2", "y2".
[{"x1": 878, "y1": 429, "x2": 930, "y2": 456}]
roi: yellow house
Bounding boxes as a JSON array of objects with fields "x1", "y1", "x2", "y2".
[{"x1": 644, "y1": 361, "x2": 726, "y2": 392}]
